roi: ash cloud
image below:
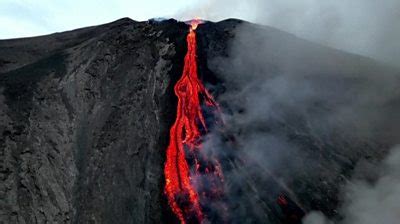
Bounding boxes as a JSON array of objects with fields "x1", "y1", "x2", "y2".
[{"x1": 177, "y1": 0, "x2": 400, "y2": 66}]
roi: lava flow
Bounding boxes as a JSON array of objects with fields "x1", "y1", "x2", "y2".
[{"x1": 164, "y1": 20, "x2": 225, "y2": 224}]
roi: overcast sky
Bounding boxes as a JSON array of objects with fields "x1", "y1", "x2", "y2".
[{"x1": 1, "y1": 0, "x2": 399, "y2": 65}]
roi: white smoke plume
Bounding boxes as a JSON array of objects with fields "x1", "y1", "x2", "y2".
[
  {"x1": 198, "y1": 12, "x2": 400, "y2": 221},
  {"x1": 176, "y1": 0, "x2": 400, "y2": 66},
  {"x1": 303, "y1": 145, "x2": 400, "y2": 224}
]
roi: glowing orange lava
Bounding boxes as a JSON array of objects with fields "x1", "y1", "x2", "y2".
[{"x1": 164, "y1": 20, "x2": 223, "y2": 224}]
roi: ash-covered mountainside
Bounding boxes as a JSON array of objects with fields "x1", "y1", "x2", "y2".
[{"x1": 1, "y1": 18, "x2": 399, "y2": 224}]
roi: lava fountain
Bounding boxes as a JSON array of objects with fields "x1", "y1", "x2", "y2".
[{"x1": 164, "y1": 20, "x2": 225, "y2": 223}]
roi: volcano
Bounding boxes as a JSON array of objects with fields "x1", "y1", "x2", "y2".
[{"x1": 1, "y1": 18, "x2": 400, "y2": 224}]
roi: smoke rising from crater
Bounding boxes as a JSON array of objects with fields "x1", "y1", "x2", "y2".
[{"x1": 177, "y1": 0, "x2": 400, "y2": 66}]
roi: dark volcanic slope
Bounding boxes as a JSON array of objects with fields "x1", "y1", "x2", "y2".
[
  {"x1": 198, "y1": 19, "x2": 400, "y2": 223},
  {"x1": 1, "y1": 18, "x2": 399, "y2": 224},
  {"x1": 0, "y1": 18, "x2": 188, "y2": 224}
]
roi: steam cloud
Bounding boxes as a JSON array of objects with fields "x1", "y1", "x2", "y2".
[
  {"x1": 198, "y1": 12, "x2": 400, "y2": 222},
  {"x1": 303, "y1": 145, "x2": 400, "y2": 224},
  {"x1": 177, "y1": 0, "x2": 400, "y2": 66}
]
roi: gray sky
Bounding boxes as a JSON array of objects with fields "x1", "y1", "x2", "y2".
[{"x1": 1, "y1": 0, "x2": 399, "y2": 65}]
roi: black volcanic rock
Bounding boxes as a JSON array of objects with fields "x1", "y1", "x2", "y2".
[
  {"x1": 0, "y1": 18, "x2": 188, "y2": 224},
  {"x1": 1, "y1": 18, "x2": 399, "y2": 224}
]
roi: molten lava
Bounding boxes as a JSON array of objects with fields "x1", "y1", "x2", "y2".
[{"x1": 164, "y1": 20, "x2": 224, "y2": 223}]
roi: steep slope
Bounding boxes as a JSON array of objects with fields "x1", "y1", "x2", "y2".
[
  {"x1": 197, "y1": 19, "x2": 400, "y2": 223},
  {"x1": 0, "y1": 18, "x2": 188, "y2": 224}
]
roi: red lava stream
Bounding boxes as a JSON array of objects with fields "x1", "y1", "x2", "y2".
[{"x1": 164, "y1": 20, "x2": 224, "y2": 224}]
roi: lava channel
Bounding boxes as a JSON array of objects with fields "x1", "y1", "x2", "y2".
[{"x1": 164, "y1": 20, "x2": 225, "y2": 224}]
